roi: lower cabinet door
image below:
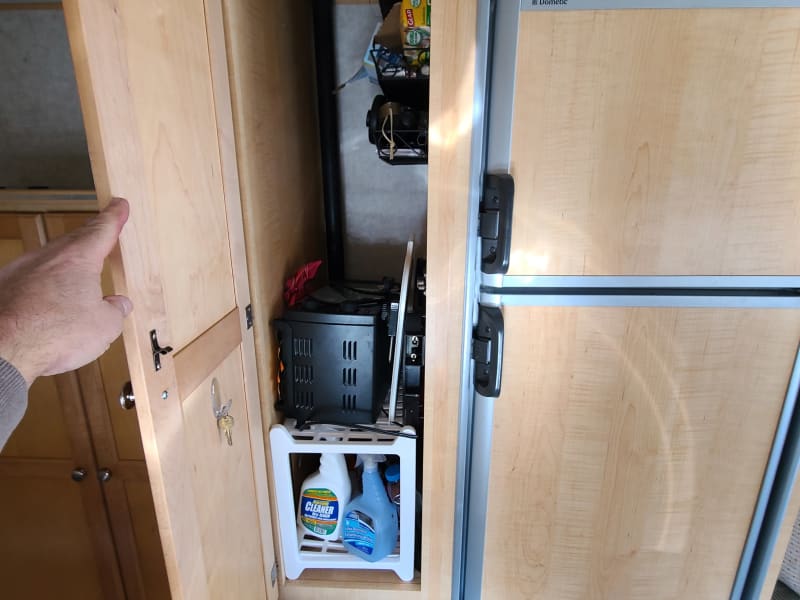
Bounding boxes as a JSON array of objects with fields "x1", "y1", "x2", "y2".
[{"x1": 478, "y1": 306, "x2": 800, "y2": 599}]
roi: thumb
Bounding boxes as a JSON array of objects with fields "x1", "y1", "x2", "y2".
[{"x1": 104, "y1": 294, "x2": 133, "y2": 317}]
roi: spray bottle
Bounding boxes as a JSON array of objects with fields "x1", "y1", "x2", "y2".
[
  {"x1": 342, "y1": 454, "x2": 398, "y2": 562},
  {"x1": 297, "y1": 452, "x2": 351, "y2": 540}
]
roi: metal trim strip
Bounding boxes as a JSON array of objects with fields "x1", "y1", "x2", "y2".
[
  {"x1": 495, "y1": 275, "x2": 800, "y2": 290},
  {"x1": 733, "y1": 345, "x2": 800, "y2": 599},
  {"x1": 480, "y1": 292, "x2": 800, "y2": 308},
  {"x1": 459, "y1": 1, "x2": 522, "y2": 598},
  {"x1": 450, "y1": 0, "x2": 498, "y2": 597},
  {"x1": 463, "y1": 394, "x2": 497, "y2": 599},
  {"x1": 521, "y1": 0, "x2": 800, "y2": 10},
  {"x1": 486, "y1": 0, "x2": 522, "y2": 173}
]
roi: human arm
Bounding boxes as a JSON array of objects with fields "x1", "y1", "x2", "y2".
[
  {"x1": 0, "y1": 198, "x2": 132, "y2": 447},
  {"x1": 0, "y1": 358, "x2": 27, "y2": 449}
]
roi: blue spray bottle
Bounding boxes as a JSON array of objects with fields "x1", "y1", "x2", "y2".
[{"x1": 342, "y1": 454, "x2": 398, "y2": 562}]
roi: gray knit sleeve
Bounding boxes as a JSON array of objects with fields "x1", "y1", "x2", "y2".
[{"x1": 0, "y1": 357, "x2": 28, "y2": 449}]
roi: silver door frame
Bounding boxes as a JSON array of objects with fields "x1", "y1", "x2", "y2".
[{"x1": 450, "y1": 0, "x2": 497, "y2": 598}]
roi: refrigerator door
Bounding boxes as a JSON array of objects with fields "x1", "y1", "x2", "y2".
[
  {"x1": 468, "y1": 302, "x2": 800, "y2": 600},
  {"x1": 455, "y1": 3, "x2": 800, "y2": 599}
]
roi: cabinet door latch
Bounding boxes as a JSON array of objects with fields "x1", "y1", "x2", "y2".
[
  {"x1": 150, "y1": 329, "x2": 173, "y2": 372},
  {"x1": 479, "y1": 173, "x2": 514, "y2": 275},
  {"x1": 472, "y1": 306, "x2": 504, "y2": 398}
]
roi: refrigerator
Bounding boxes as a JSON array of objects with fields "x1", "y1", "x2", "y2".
[{"x1": 452, "y1": 2, "x2": 800, "y2": 599}]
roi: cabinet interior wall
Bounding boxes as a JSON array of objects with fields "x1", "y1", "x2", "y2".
[{"x1": 334, "y1": 2, "x2": 428, "y2": 281}]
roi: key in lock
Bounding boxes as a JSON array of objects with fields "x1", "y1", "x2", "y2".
[{"x1": 211, "y1": 378, "x2": 234, "y2": 446}]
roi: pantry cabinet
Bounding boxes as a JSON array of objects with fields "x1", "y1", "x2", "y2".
[{"x1": 46, "y1": 1, "x2": 800, "y2": 599}]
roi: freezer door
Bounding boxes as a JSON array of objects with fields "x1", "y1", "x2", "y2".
[{"x1": 492, "y1": 6, "x2": 800, "y2": 279}]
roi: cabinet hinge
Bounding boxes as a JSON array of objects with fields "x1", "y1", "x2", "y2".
[
  {"x1": 245, "y1": 304, "x2": 253, "y2": 329},
  {"x1": 479, "y1": 173, "x2": 514, "y2": 275},
  {"x1": 472, "y1": 306, "x2": 504, "y2": 398},
  {"x1": 270, "y1": 562, "x2": 278, "y2": 586}
]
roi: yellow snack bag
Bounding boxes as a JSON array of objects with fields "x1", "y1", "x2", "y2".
[{"x1": 400, "y1": 0, "x2": 431, "y2": 67}]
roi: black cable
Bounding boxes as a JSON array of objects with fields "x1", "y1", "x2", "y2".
[{"x1": 299, "y1": 420, "x2": 416, "y2": 439}]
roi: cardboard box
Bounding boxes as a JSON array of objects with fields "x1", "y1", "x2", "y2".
[{"x1": 374, "y1": 3, "x2": 403, "y2": 52}]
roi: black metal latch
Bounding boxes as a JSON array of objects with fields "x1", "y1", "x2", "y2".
[
  {"x1": 472, "y1": 306, "x2": 504, "y2": 398},
  {"x1": 150, "y1": 330, "x2": 173, "y2": 372},
  {"x1": 479, "y1": 173, "x2": 514, "y2": 275}
]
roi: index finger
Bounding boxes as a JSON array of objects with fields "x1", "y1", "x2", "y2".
[{"x1": 66, "y1": 197, "x2": 130, "y2": 265}]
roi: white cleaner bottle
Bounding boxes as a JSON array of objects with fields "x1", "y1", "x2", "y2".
[
  {"x1": 297, "y1": 453, "x2": 351, "y2": 541},
  {"x1": 342, "y1": 454, "x2": 399, "y2": 562}
]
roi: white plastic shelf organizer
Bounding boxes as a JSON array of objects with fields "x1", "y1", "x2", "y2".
[{"x1": 269, "y1": 420, "x2": 416, "y2": 582}]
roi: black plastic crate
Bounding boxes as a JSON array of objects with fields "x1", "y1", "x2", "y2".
[{"x1": 274, "y1": 305, "x2": 390, "y2": 427}]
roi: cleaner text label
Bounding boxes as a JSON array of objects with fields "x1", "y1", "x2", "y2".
[{"x1": 300, "y1": 488, "x2": 339, "y2": 536}]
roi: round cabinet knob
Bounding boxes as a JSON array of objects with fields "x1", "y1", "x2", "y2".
[
  {"x1": 97, "y1": 468, "x2": 112, "y2": 483},
  {"x1": 119, "y1": 381, "x2": 135, "y2": 410},
  {"x1": 71, "y1": 468, "x2": 87, "y2": 482}
]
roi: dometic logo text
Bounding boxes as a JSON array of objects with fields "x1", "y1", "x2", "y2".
[{"x1": 531, "y1": 0, "x2": 568, "y2": 5}]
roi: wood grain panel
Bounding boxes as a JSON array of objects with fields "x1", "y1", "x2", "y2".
[
  {"x1": 220, "y1": 0, "x2": 324, "y2": 590},
  {"x1": 281, "y1": 569, "x2": 421, "y2": 599},
  {"x1": 0, "y1": 477, "x2": 105, "y2": 600},
  {"x1": 97, "y1": 338, "x2": 145, "y2": 461},
  {"x1": 508, "y1": 10, "x2": 800, "y2": 276},
  {"x1": 0, "y1": 238, "x2": 23, "y2": 262},
  {"x1": 66, "y1": 0, "x2": 236, "y2": 352},
  {"x1": 54, "y1": 370, "x2": 127, "y2": 599},
  {"x1": 205, "y1": 1, "x2": 278, "y2": 593},
  {"x1": 0, "y1": 220, "x2": 22, "y2": 239},
  {"x1": 0, "y1": 456, "x2": 71, "y2": 478},
  {"x1": 64, "y1": 0, "x2": 271, "y2": 597},
  {"x1": 173, "y1": 307, "x2": 242, "y2": 399},
  {"x1": 420, "y1": 0, "x2": 480, "y2": 597},
  {"x1": 181, "y1": 347, "x2": 266, "y2": 599},
  {"x1": 126, "y1": 479, "x2": 172, "y2": 600},
  {"x1": 220, "y1": 0, "x2": 325, "y2": 429},
  {"x1": 481, "y1": 306, "x2": 800, "y2": 599},
  {"x1": 0, "y1": 189, "x2": 96, "y2": 212}
]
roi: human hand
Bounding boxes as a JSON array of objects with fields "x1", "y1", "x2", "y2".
[{"x1": 0, "y1": 198, "x2": 133, "y2": 385}]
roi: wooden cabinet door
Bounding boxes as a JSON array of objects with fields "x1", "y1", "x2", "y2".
[
  {"x1": 503, "y1": 9, "x2": 800, "y2": 277},
  {"x1": 477, "y1": 305, "x2": 800, "y2": 599},
  {"x1": 45, "y1": 213, "x2": 171, "y2": 600},
  {"x1": 0, "y1": 213, "x2": 125, "y2": 600},
  {"x1": 63, "y1": 1, "x2": 277, "y2": 599}
]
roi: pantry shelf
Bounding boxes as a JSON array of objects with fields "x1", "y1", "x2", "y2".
[{"x1": 269, "y1": 421, "x2": 416, "y2": 582}]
